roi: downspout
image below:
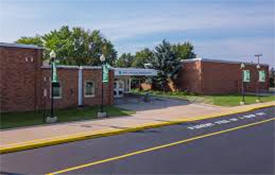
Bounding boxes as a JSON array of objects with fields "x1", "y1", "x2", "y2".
[{"x1": 78, "y1": 66, "x2": 83, "y2": 107}]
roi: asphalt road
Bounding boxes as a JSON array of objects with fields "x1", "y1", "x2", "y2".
[{"x1": 0, "y1": 107, "x2": 274, "y2": 175}]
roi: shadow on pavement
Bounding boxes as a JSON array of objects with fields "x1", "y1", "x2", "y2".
[
  {"x1": 0, "y1": 171, "x2": 26, "y2": 175},
  {"x1": 114, "y1": 93, "x2": 189, "y2": 111},
  {"x1": 131, "y1": 129, "x2": 161, "y2": 134}
]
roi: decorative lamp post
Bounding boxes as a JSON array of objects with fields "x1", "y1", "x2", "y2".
[
  {"x1": 97, "y1": 54, "x2": 107, "y2": 118},
  {"x1": 46, "y1": 50, "x2": 58, "y2": 123},
  {"x1": 240, "y1": 63, "x2": 246, "y2": 105}
]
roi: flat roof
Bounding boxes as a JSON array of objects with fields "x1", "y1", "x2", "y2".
[
  {"x1": 0, "y1": 42, "x2": 43, "y2": 49},
  {"x1": 41, "y1": 65, "x2": 158, "y2": 75},
  {"x1": 41, "y1": 65, "x2": 101, "y2": 70},
  {"x1": 181, "y1": 58, "x2": 269, "y2": 66}
]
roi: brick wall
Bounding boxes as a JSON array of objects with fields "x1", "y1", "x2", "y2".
[
  {"x1": 175, "y1": 61, "x2": 203, "y2": 93},
  {"x1": 39, "y1": 68, "x2": 79, "y2": 110},
  {"x1": 0, "y1": 46, "x2": 42, "y2": 112},
  {"x1": 174, "y1": 60, "x2": 269, "y2": 95},
  {"x1": 39, "y1": 67, "x2": 114, "y2": 110},
  {"x1": 201, "y1": 61, "x2": 269, "y2": 94},
  {"x1": 82, "y1": 68, "x2": 114, "y2": 106},
  {"x1": 0, "y1": 46, "x2": 114, "y2": 112}
]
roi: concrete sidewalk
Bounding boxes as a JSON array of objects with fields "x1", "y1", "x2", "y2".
[{"x1": 0, "y1": 101, "x2": 274, "y2": 153}]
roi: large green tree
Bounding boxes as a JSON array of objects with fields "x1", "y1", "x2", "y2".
[
  {"x1": 172, "y1": 42, "x2": 196, "y2": 60},
  {"x1": 16, "y1": 35, "x2": 43, "y2": 47},
  {"x1": 16, "y1": 26, "x2": 117, "y2": 66},
  {"x1": 132, "y1": 48, "x2": 153, "y2": 68},
  {"x1": 148, "y1": 40, "x2": 182, "y2": 91},
  {"x1": 115, "y1": 53, "x2": 135, "y2": 67}
]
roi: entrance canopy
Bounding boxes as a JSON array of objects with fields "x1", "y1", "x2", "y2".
[
  {"x1": 114, "y1": 68, "x2": 157, "y2": 77},
  {"x1": 113, "y1": 67, "x2": 157, "y2": 98}
]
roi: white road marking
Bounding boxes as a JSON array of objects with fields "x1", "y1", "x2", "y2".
[
  {"x1": 255, "y1": 112, "x2": 266, "y2": 116},
  {"x1": 229, "y1": 118, "x2": 238, "y2": 122},
  {"x1": 214, "y1": 120, "x2": 230, "y2": 125},
  {"x1": 187, "y1": 123, "x2": 215, "y2": 130},
  {"x1": 187, "y1": 112, "x2": 266, "y2": 130}
]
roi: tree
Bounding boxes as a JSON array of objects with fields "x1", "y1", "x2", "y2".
[
  {"x1": 115, "y1": 53, "x2": 134, "y2": 67},
  {"x1": 16, "y1": 26, "x2": 117, "y2": 66},
  {"x1": 172, "y1": 42, "x2": 196, "y2": 60},
  {"x1": 148, "y1": 40, "x2": 182, "y2": 91},
  {"x1": 132, "y1": 48, "x2": 153, "y2": 68},
  {"x1": 16, "y1": 35, "x2": 43, "y2": 47}
]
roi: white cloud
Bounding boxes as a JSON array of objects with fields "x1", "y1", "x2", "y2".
[
  {"x1": 88, "y1": 3, "x2": 274, "y2": 41},
  {"x1": 1, "y1": 1, "x2": 273, "y2": 66}
]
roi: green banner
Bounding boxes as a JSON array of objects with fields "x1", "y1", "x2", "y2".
[
  {"x1": 52, "y1": 61, "x2": 58, "y2": 83},
  {"x1": 102, "y1": 63, "x2": 111, "y2": 83},
  {"x1": 259, "y1": 70, "x2": 266, "y2": 82},
  {"x1": 242, "y1": 70, "x2": 250, "y2": 82}
]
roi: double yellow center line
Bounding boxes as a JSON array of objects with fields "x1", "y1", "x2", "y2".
[{"x1": 46, "y1": 117, "x2": 275, "y2": 175}]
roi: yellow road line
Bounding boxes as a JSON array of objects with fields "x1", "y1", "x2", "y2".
[{"x1": 46, "y1": 117, "x2": 275, "y2": 175}]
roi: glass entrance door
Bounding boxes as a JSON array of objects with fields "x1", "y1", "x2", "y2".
[{"x1": 114, "y1": 80, "x2": 124, "y2": 98}]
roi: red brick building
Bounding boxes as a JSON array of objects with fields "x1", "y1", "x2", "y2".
[
  {"x1": 0, "y1": 43, "x2": 114, "y2": 112},
  {"x1": 0, "y1": 43, "x2": 270, "y2": 112},
  {"x1": 175, "y1": 58, "x2": 269, "y2": 94}
]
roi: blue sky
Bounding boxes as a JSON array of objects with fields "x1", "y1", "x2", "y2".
[{"x1": 0, "y1": 0, "x2": 274, "y2": 66}]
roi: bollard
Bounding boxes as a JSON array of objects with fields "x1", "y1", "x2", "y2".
[{"x1": 144, "y1": 93, "x2": 150, "y2": 102}]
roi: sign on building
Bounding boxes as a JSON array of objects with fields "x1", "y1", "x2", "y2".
[
  {"x1": 242, "y1": 70, "x2": 250, "y2": 82},
  {"x1": 259, "y1": 70, "x2": 266, "y2": 82},
  {"x1": 114, "y1": 68, "x2": 158, "y2": 76}
]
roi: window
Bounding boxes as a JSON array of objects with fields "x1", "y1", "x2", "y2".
[
  {"x1": 85, "y1": 81, "x2": 95, "y2": 97},
  {"x1": 52, "y1": 83, "x2": 62, "y2": 99}
]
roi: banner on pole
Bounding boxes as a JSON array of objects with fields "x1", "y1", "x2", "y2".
[
  {"x1": 259, "y1": 70, "x2": 266, "y2": 82},
  {"x1": 102, "y1": 63, "x2": 111, "y2": 83},
  {"x1": 242, "y1": 70, "x2": 250, "y2": 82},
  {"x1": 52, "y1": 61, "x2": 59, "y2": 83}
]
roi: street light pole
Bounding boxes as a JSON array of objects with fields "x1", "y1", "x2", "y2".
[
  {"x1": 240, "y1": 63, "x2": 245, "y2": 105},
  {"x1": 46, "y1": 50, "x2": 58, "y2": 123},
  {"x1": 255, "y1": 54, "x2": 262, "y2": 103},
  {"x1": 101, "y1": 60, "x2": 104, "y2": 113},
  {"x1": 51, "y1": 58, "x2": 54, "y2": 117},
  {"x1": 97, "y1": 54, "x2": 107, "y2": 118}
]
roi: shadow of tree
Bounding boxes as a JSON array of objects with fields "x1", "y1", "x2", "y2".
[
  {"x1": 115, "y1": 94, "x2": 189, "y2": 111},
  {"x1": 0, "y1": 171, "x2": 26, "y2": 175}
]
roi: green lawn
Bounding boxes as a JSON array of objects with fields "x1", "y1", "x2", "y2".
[
  {"x1": 132, "y1": 89, "x2": 275, "y2": 107},
  {"x1": 0, "y1": 106, "x2": 135, "y2": 129}
]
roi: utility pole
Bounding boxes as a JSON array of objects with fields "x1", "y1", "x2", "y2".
[{"x1": 255, "y1": 54, "x2": 262, "y2": 66}]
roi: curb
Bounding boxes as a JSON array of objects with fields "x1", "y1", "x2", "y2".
[{"x1": 0, "y1": 103, "x2": 274, "y2": 154}]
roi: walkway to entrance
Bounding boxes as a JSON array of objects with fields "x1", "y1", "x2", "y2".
[{"x1": 114, "y1": 93, "x2": 189, "y2": 111}]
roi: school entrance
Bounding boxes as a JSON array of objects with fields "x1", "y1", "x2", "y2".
[{"x1": 113, "y1": 68, "x2": 157, "y2": 98}]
